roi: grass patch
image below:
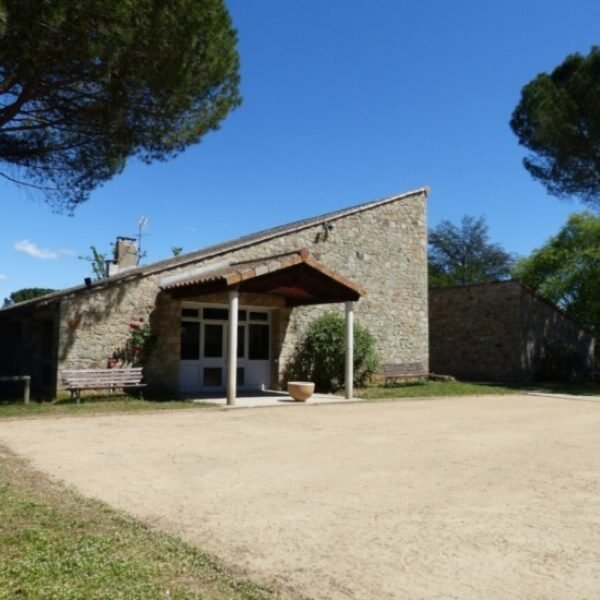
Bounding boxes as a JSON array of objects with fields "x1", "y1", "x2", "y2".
[
  {"x1": 357, "y1": 380, "x2": 515, "y2": 400},
  {"x1": 0, "y1": 396, "x2": 213, "y2": 420},
  {"x1": 0, "y1": 446, "x2": 275, "y2": 600},
  {"x1": 515, "y1": 382, "x2": 600, "y2": 396}
]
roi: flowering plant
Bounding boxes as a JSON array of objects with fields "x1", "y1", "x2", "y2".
[{"x1": 114, "y1": 317, "x2": 155, "y2": 366}]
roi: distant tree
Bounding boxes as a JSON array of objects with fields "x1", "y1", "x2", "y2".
[
  {"x1": 429, "y1": 216, "x2": 514, "y2": 286},
  {"x1": 512, "y1": 212, "x2": 600, "y2": 334},
  {"x1": 3, "y1": 287, "x2": 55, "y2": 306},
  {"x1": 0, "y1": 0, "x2": 241, "y2": 211},
  {"x1": 79, "y1": 246, "x2": 110, "y2": 281},
  {"x1": 171, "y1": 246, "x2": 183, "y2": 257},
  {"x1": 79, "y1": 241, "x2": 148, "y2": 280},
  {"x1": 510, "y1": 47, "x2": 600, "y2": 209}
]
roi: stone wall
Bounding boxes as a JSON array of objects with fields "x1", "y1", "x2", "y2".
[
  {"x1": 429, "y1": 281, "x2": 523, "y2": 381},
  {"x1": 520, "y1": 287, "x2": 595, "y2": 377},
  {"x1": 57, "y1": 277, "x2": 159, "y2": 372},
  {"x1": 55, "y1": 191, "x2": 428, "y2": 395},
  {"x1": 429, "y1": 281, "x2": 595, "y2": 382}
]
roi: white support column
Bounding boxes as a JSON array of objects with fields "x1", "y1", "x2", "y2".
[
  {"x1": 227, "y1": 288, "x2": 239, "y2": 406},
  {"x1": 345, "y1": 301, "x2": 354, "y2": 400}
]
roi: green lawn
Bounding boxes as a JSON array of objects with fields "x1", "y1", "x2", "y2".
[
  {"x1": 516, "y1": 382, "x2": 600, "y2": 396},
  {"x1": 0, "y1": 396, "x2": 213, "y2": 419},
  {"x1": 0, "y1": 446, "x2": 274, "y2": 600},
  {"x1": 357, "y1": 380, "x2": 516, "y2": 399},
  {"x1": 358, "y1": 379, "x2": 600, "y2": 399}
]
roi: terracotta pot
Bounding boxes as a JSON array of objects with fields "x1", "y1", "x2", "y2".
[{"x1": 287, "y1": 381, "x2": 315, "y2": 402}]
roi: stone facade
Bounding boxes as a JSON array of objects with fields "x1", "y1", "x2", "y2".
[
  {"x1": 429, "y1": 281, "x2": 595, "y2": 382},
  {"x1": 0, "y1": 189, "x2": 429, "y2": 397}
]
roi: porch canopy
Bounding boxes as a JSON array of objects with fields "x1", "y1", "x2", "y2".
[{"x1": 160, "y1": 249, "x2": 364, "y2": 404}]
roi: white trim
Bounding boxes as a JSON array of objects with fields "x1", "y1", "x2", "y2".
[{"x1": 178, "y1": 301, "x2": 273, "y2": 394}]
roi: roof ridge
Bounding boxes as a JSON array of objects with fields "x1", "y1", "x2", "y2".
[
  {"x1": 124, "y1": 186, "x2": 429, "y2": 277},
  {"x1": 0, "y1": 187, "x2": 428, "y2": 314}
]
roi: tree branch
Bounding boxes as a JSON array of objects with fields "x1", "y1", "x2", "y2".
[
  {"x1": 0, "y1": 83, "x2": 33, "y2": 128},
  {"x1": 0, "y1": 170, "x2": 62, "y2": 192}
]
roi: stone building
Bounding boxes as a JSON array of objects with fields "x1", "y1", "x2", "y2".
[
  {"x1": 0, "y1": 188, "x2": 429, "y2": 399},
  {"x1": 429, "y1": 280, "x2": 595, "y2": 382}
]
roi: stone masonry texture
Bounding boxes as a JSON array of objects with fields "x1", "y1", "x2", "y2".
[
  {"x1": 10, "y1": 191, "x2": 428, "y2": 396},
  {"x1": 429, "y1": 281, "x2": 595, "y2": 382}
]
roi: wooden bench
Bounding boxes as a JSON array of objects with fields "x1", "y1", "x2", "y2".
[
  {"x1": 61, "y1": 368, "x2": 145, "y2": 403},
  {"x1": 382, "y1": 362, "x2": 426, "y2": 385}
]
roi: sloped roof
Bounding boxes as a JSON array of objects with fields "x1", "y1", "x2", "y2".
[
  {"x1": 0, "y1": 186, "x2": 427, "y2": 314},
  {"x1": 161, "y1": 249, "x2": 364, "y2": 305}
]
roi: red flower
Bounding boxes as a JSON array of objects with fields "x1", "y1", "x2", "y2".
[
  {"x1": 139, "y1": 317, "x2": 144, "y2": 322},
  {"x1": 129, "y1": 323, "x2": 140, "y2": 330}
]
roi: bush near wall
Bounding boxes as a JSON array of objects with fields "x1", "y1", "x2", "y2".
[
  {"x1": 286, "y1": 312, "x2": 379, "y2": 392},
  {"x1": 537, "y1": 340, "x2": 592, "y2": 382}
]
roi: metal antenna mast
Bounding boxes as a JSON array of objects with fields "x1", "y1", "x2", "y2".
[{"x1": 137, "y1": 216, "x2": 148, "y2": 265}]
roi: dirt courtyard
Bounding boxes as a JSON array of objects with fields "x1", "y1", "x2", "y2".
[{"x1": 1, "y1": 395, "x2": 600, "y2": 599}]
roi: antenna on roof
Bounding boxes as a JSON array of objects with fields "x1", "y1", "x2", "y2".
[{"x1": 137, "y1": 216, "x2": 148, "y2": 265}]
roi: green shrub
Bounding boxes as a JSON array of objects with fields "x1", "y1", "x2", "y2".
[
  {"x1": 537, "y1": 340, "x2": 590, "y2": 382},
  {"x1": 286, "y1": 312, "x2": 379, "y2": 392}
]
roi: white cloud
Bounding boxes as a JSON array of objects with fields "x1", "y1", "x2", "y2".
[
  {"x1": 14, "y1": 239, "x2": 59, "y2": 260},
  {"x1": 0, "y1": 273, "x2": 6, "y2": 280}
]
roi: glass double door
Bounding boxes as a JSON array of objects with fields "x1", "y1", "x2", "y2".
[
  {"x1": 201, "y1": 320, "x2": 244, "y2": 389},
  {"x1": 179, "y1": 307, "x2": 271, "y2": 393}
]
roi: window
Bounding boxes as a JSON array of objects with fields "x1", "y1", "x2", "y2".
[
  {"x1": 181, "y1": 307, "x2": 199, "y2": 319},
  {"x1": 237, "y1": 367, "x2": 245, "y2": 386},
  {"x1": 249, "y1": 324, "x2": 269, "y2": 360},
  {"x1": 237, "y1": 325, "x2": 245, "y2": 358},
  {"x1": 204, "y1": 324, "x2": 223, "y2": 358},
  {"x1": 180, "y1": 321, "x2": 200, "y2": 360},
  {"x1": 202, "y1": 307, "x2": 247, "y2": 321},
  {"x1": 249, "y1": 311, "x2": 269, "y2": 321},
  {"x1": 203, "y1": 307, "x2": 228, "y2": 320}
]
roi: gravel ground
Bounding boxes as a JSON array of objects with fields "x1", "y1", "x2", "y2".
[{"x1": 1, "y1": 394, "x2": 600, "y2": 599}]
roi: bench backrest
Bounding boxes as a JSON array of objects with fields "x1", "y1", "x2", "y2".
[
  {"x1": 382, "y1": 362, "x2": 426, "y2": 377},
  {"x1": 62, "y1": 368, "x2": 144, "y2": 386}
]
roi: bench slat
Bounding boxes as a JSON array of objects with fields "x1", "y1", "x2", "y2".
[
  {"x1": 62, "y1": 368, "x2": 143, "y2": 371},
  {"x1": 382, "y1": 363, "x2": 424, "y2": 374},
  {"x1": 63, "y1": 373, "x2": 143, "y2": 377},
  {"x1": 62, "y1": 378, "x2": 144, "y2": 383},
  {"x1": 66, "y1": 383, "x2": 146, "y2": 389},
  {"x1": 64, "y1": 378, "x2": 145, "y2": 382},
  {"x1": 65, "y1": 381, "x2": 145, "y2": 386}
]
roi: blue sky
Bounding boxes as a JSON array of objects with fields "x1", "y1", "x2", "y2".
[{"x1": 1, "y1": 0, "x2": 599, "y2": 299}]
